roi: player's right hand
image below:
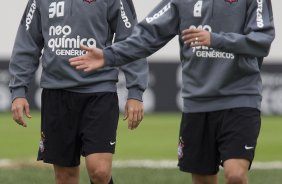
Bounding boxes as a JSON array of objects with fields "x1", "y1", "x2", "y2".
[
  {"x1": 11, "y1": 97, "x2": 31, "y2": 127},
  {"x1": 182, "y1": 28, "x2": 211, "y2": 47},
  {"x1": 69, "y1": 44, "x2": 105, "y2": 72}
]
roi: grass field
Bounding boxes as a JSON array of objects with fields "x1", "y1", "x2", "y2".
[
  {"x1": 0, "y1": 112, "x2": 282, "y2": 183},
  {"x1": 1, "y1": 167, "x2": 282, "y2": 184}
]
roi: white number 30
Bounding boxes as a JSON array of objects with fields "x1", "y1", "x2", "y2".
[{"x1": 49, "y1": 1, "x2": 65, "y2": 18}]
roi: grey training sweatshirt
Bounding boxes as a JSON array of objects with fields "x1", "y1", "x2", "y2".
[
  {"x1": 104, "y1": 0, "x2": 275, "y2": 113},
  {"x1": 9, "y1": 0, "x2": 148, "y2": 101}
]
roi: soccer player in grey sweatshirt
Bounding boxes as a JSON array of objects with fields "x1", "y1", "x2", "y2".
[
  {"x1": 69, "y1": 0, "x2": 275, "y2": 183},
  {"x1": 9, "y1": 0, "x2": 148, "y2": 184}
]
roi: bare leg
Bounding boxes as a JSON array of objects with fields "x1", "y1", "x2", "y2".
[
  {"x1": 192, "y1": 173, "x2": 218, "y2": 184},
  {"x1": 53, "y1": 165, "x2": 79, "y2": 184},
  {"x1": 86, "y1": 153, "x2": 113, "y2": 184},
  {"x1": 223, "y1": 159, "x2": 249, "y2": 184},
  {"x1": 90, "y1": 176, "x2": 113, "y2": 184}
]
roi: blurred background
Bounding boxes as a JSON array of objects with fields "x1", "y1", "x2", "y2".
[{"x1": 0, "y1": 1, "x2": 282, "y2": 184}]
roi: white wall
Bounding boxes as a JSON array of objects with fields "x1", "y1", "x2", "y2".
[{"x1": 0, "y1": 0, "x2": 281, "y2": 62}]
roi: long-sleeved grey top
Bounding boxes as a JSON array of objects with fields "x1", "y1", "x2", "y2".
[
  {"x1": 9, "y1": 0, "x2": 148, "y2": 101},
  {"x1": 104, "y1": 0, "x2": 275, "y2": 113}
]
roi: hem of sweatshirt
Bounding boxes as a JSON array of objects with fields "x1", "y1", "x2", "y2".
[
  {"x1": 127, "y1": 87, "x2": 144, "y2": 102},
  {"x1": 41, "y1": 81, "x2": 117, "y2": 94},
  {"x1": 183, "y1": 95, "x2": 261, "y2": 113}
]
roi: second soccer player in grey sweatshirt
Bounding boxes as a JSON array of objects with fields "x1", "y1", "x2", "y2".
[
  {"x1": 102, "y1": 0, "x2": 275, "y2": 113},
  {"x1": 68, "y1": 1, "x2": 275, "y2": 182}
]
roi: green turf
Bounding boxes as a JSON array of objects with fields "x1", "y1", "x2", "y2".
[
  {"x1": 0, "y1": 112, "x2": 282, "y2": 161},
  {"x1": 1, "y1": 112, "x2": 282, "y2": 183},
  {"x1": 0, "y1": 167, "x2": 282, "y2": 184},
  {"x1": 256, "y1": 116, "x2": 282, "y2": 161}
]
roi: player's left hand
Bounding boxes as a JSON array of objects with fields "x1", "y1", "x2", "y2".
[
  {"x1": 124, "y1": 99, "x2": 144, "y2": 130},
  {"x1": 182, "y1": 28, "x2": 211, "y2": 47}
]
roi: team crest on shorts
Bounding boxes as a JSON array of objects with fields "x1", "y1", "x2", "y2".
[
  {"x1": 178, "y1": 137, "x2": 184, "y2": 159},
  {"x1": 83, "y1": 0, "x2": 96, "y2": 4},
  {"x1": 39, "y1": 132, "x2": 46, "y2": 153},
  {"x1": 225, "y1": 0, "x2": 238, "y2": 4}
]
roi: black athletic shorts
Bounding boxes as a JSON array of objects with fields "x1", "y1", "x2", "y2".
[
  {"x1": 177, "y1": 107, "x2": 261, "y2": 175},
  {"x1": 37, "y1": 89, "x2": 119, "y2": 167}
]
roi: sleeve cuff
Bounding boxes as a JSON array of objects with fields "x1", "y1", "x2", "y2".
[
  {"x1": 127, "y1": 87, "x2": 144, "y2": 102},
  {"x1": 210, "y1": 32, "x2": 223, "y2": 49},
  {"x1": 11, "y1": 87, "x2": 26, "y2": 102},
  {"x1": 103, "y1": 48, "x2": 116, "y2": 67}
]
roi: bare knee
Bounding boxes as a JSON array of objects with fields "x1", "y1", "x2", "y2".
[
  {"x1": 89, "y1": 166, "x2": 111, "y2": 184},
  {"x1": 86, "y1": 153, "x2": 113, "y2": 184},
  {"x1": 54, "y1": 165, "x2": 79, "y2": 184},
  {"x1": 192, "y1": 173, "x2": 218, "y2": 184},
  {"x1": 224, "y1": 171, "x2": 247, "y2": 184},
  {"x1": 223, "y1": 159, "x2": 249, "y2": 184}
]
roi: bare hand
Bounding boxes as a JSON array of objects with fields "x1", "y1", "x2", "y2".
[
  {"x1": 123, "y1": 99, "x2": 144, "y2": 130},
  {"x1": 182, "y1": 28, "x2": 211, "y2": 47},
  {"x1": 11, "y1": 98, "x2": 31, "y2": 127},
  {"x1": 69, "y1": 45, "x2": 105, "y2": 72}
]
